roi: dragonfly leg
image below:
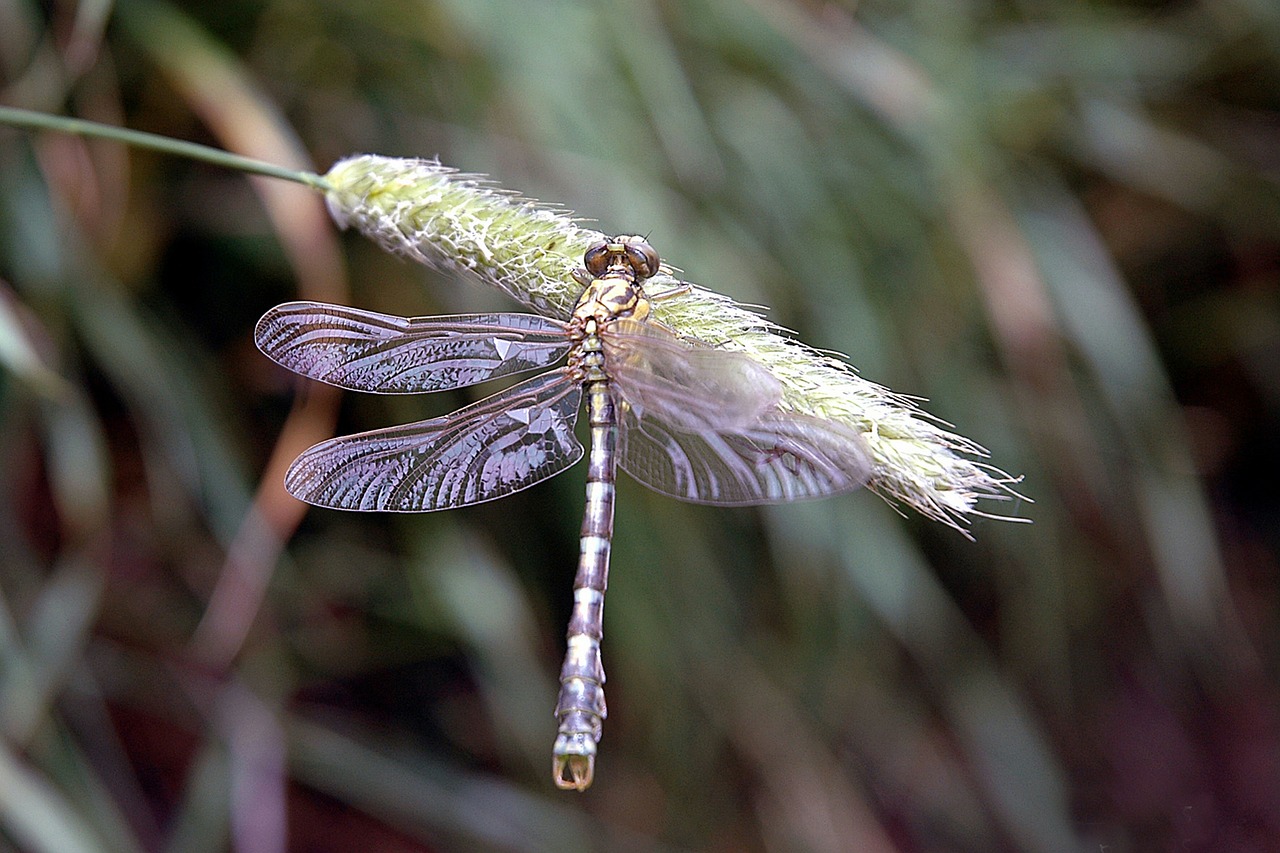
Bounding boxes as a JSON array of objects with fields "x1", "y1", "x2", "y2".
[{"x1": 648, "y1": 280, "x2": 692, "y2": 301}]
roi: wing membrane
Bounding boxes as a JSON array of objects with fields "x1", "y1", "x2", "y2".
[
  {"x1": 617, "y1": 401, "x2": 873, "y2": 506},
  {"x1": 256, "y1": 301, "x2": 571, "y2": 393},
  {"x1": 286, "y1": 370, "x2": 583, "y2": 511},
  {"x1": 602, "y1": 318, "x2": 781, "y2": 430}
]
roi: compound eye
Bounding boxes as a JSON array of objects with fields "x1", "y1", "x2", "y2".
[
  {"x1": 623, "y1": 239, "x2": 660, "y2": 279},
  {"x1": 582, "y1": 241, "x2": 611, "y2": 277}
]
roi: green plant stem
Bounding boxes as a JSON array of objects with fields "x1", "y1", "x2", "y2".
[{"x1": 0, "y1": 106, "x2": 330, "y2": 191}]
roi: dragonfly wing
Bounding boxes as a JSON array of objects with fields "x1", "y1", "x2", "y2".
[
  {"x1": 256, "y1": 301, "x2": 572, "y2": 393},
  {"x1": 286, "y1": 369, "x2": 584, "y2": 511},
  {"x1": 617, "y1": 402, "x2": 874, "y2": 505},
  {"x1": 602, "y1": 318, "x2": 782, "y2": 430}
]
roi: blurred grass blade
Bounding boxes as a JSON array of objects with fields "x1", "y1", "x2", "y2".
[
  {"x1": 219, "y1": 683, "x2": 286, "y2": 853},
  {"x1": 287, "y1": 714, "x2": 678, "y2": 852},
  {"x1": 409, "y1": 525, "x2": 551, "y2": 779},
  {"x1": 68, "y1": 273, "x2": 257, "y2": 541},
  {"x1": 4, "y1": 560, "x2": 102, "y2": 747},
  {"x1": 112, "y1": 0, "x2": 350, "y2": 667},
  {"x1": 163, "y1": 741, "x2": 230, "y2": 853},
  {"x1": 0, "y1": 279, "x2": 67, "y2": 395},
  {"x1": 1023, "y1": 189, "x2": 1247, "y2": 651},
  {"x1": 113, "y1": 0, "x2": 347, "y2": 302},
  {"x1": 0, "y1": 740, "x2": 110, "y2": 853},
  {"x1": 825, "y1": 499, "x2": 1080, "y2": 852}
]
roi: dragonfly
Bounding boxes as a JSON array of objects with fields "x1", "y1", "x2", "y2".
[{"x1": 255, "y1": 235, "x2": 873, "y2": 791}]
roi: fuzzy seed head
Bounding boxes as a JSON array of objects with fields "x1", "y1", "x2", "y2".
[{"x1": 323, "y1": 154, "x2": 1024, "y2": 532}]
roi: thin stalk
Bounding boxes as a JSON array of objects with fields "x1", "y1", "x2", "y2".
[{"x1": 0, "y1": 106, "x2": 330, "y2": 191}]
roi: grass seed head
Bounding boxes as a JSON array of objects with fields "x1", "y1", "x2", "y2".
[{"x1": 324, "y1": 154, "x2": 1025, "y2": 532}]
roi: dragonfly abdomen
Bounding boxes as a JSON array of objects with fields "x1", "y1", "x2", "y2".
[{"x1": 553, "y1": 335, "x2": 616, "y2": 791}]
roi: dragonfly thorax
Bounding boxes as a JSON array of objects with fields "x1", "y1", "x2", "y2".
[
  {"x1": 571, "y1": 235, "x2": 659, "y2": 327},
  {"x1": 571, "y1": 275, "x2": 651, "y2": 326}
]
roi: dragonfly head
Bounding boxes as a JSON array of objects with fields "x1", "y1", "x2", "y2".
[
  {"x1": 573, "y1": 235, "x2": 658, "y2": 326},
  {"x1": 582, "y1": 235, "x2": 660, "y2": 280}
]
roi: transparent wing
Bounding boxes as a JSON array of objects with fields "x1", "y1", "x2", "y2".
[
  {"x1": 256, "y1": 301, "x2": 571, "y2": 394},
  {"x1": 601, "y1": 318, "x2": 782, "y2": 430},
  {"x1": 602, "y1": 317, "x2": 870, "y2": 503},
  {"x1": 617, "y1": 404, "x2": 873, "y2": 505},
  {"x1": 285, "y1": 369, "x2": 583, "y2": 511}
]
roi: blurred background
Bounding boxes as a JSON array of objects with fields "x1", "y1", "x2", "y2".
[{"x1": 1, "y1": 0, "x2": 1278, "y2": 850}]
